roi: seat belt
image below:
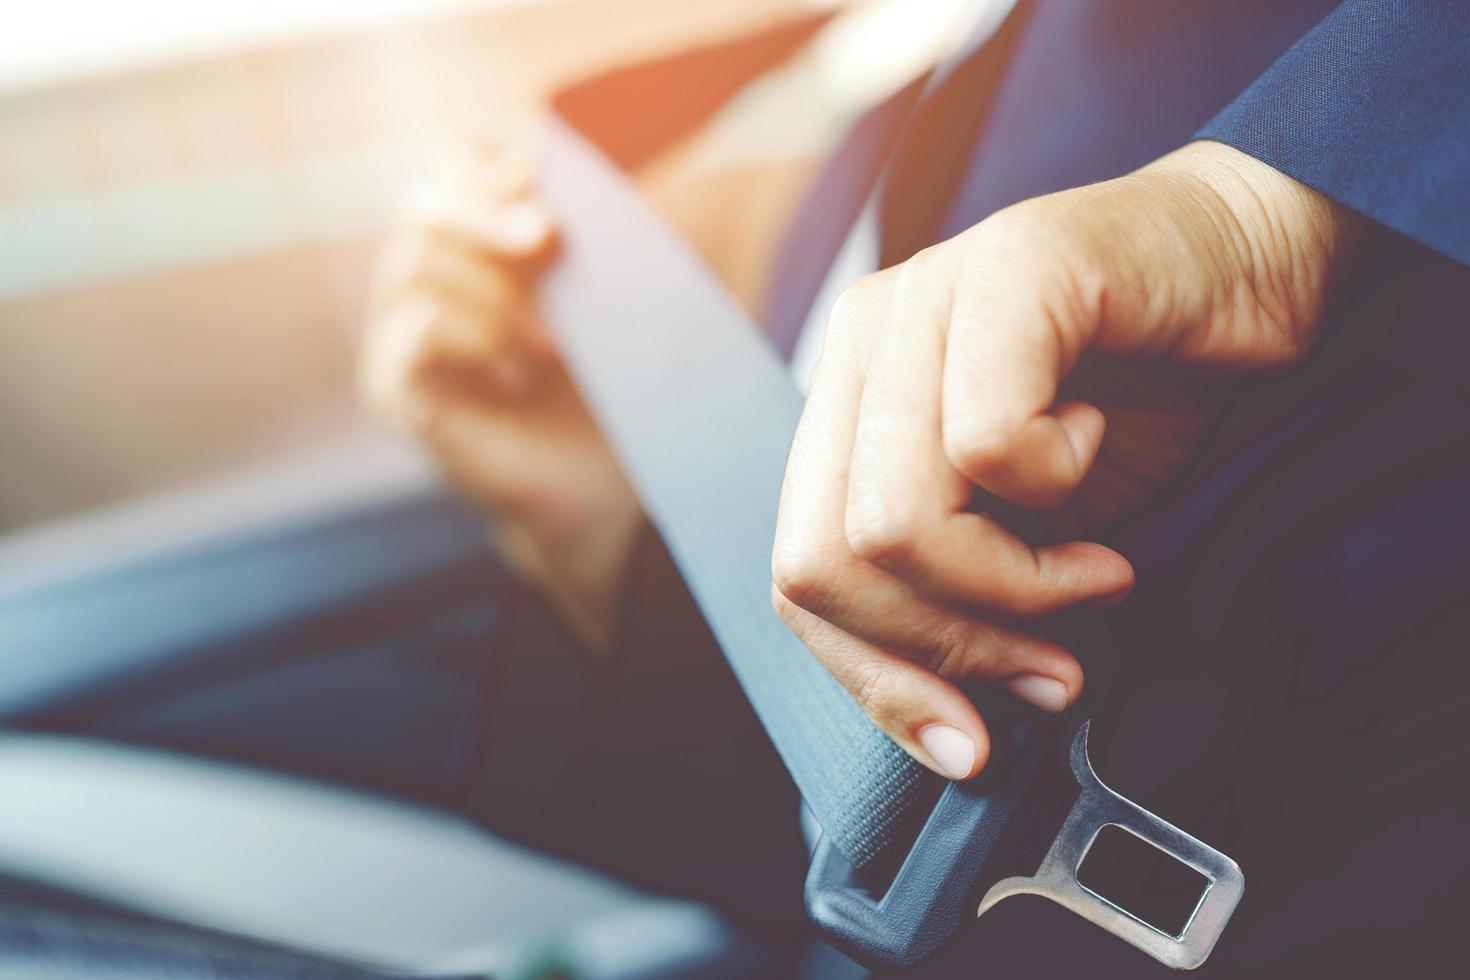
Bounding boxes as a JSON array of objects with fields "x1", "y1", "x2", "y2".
[{"x1": 535, "y1": 115, "x2": 1243, "y2": 970}]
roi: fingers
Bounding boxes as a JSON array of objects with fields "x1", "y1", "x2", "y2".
[
  {"x1": 360, "y1": 289, "x2": 465, "y2": 425},
  {"x1": 362, "y1": 138, "x2": 560, "y2": 432},
  {"x1": 409, "y1": 188, "x2": 556, "y2": 260},
  {"x1": 772, "y1": 270, "x2": 1090, "y2": 775},
  {"x1": 938, "y1": 257, "x2": 1105, "y2": 509},
  {"x1": 773, "y1": 591, "x2": 991, "y2": 781},
  {"x1": 774, "y1": 491, "x2": 1087, "y2": 700},
  {"x1": 844, "y1": 255, "x2": 1134, "y2": 617},
  {"x1": 771, "y1": 149, "x2": 1344, "y2": 785},
  {"x1": 406, "y1": 139, "x2": 556, "y2": 259},
  {"x1": 371, "y1": 226, "x2": 527, "y2": 340},
  {"x1": 360, "y1": 283, "x2": 541, "y2": 430},
  {"x1": 418, "y1": 391, "x2": 556, "y2": 511}
]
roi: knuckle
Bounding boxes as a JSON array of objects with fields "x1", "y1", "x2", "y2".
[
  {"x1": 826, "y1": 272, "x2": 884, "y2": 335},
  {"x1": 770, "y1": 584, "x2": 800, "y2": 624},
  {"x1": 1003, "y1": 588, "x2": 1050, "y2": 620},
  {"x1": 360, "y1": 300, "x2": 433, "y2": 396},
  {"x1": 770, "y1": 547, "x2": 830, "y2": 611},
  {"x1": 975, "y1": 197, "x2": 1058, "y2": 250},
  {"x1": 960, "y1": 206, "x2": 1029, "y2": 264},
  {"x1": 942, "y1": 418, "x2": 1012, "y2": 478},
  {"x1": 851, "y1": 661, "x2": 899, "y2": 722},
  {"x1": 844, "y1": 508, "x2": 919, "y2": 568},
  {"x1": 983, "y1": 195, "x2": 1106, "y2": 313},
  {"x1": 893, "y1": 244, "x2": 945, "y2": 292},
  {"x1": 988, "y1": 564, "x2": 1052, "y2": 616},
  {"x1": 999, "y1": 587, "x2": 1046, "y2": 617},
  {"x1": 825, "y1": 288, "x2": 862, "y2": 340},
  {"x1": 924, "y1": 621, "x2": 976, "y2": 678}
]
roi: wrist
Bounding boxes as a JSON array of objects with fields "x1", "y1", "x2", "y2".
[{"x1": 1171, "y1": 141, "x2": 1372, "y2": 363}]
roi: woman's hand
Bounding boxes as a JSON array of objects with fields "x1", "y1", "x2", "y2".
[
  {"x1": 360, "y1": 141, "x2": 640, "y2": 649},
  {"x1": 771, "y1": 141, "x2": 1366, "y2": 780}
]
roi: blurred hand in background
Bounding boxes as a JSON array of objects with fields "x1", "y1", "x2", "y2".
[{"x1": 360, "y1": 140, "x2": 640, "y2": 649}]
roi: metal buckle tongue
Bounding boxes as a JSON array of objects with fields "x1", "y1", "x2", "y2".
[{"x1": 978, "y1": 722, "x2": 1244, "y2": 970}]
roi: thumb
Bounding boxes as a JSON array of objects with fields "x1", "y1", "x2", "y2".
[
  {"x1": 935, "y1": 156, "x2": 1257, "y2": 507},
  {"x1": 937, "y1": 216, "x2": 1109, "y2": 509}
]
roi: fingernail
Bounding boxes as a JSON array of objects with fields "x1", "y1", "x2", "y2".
[
  {"x1": 918, "y1": 725, "x2": 976, "y2": 780},
  {"x1": 1004, "y1": 675, "x2": 1070, "y2": 713}
]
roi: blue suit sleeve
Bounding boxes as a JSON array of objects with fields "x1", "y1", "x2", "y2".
[{"x1": 1197, "y1": 0, "x2": 1470, "y2": 268}]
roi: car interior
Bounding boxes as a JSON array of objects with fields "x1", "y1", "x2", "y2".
[{"x1": 0, "y1": 2, "x2": 868, "y2": 976}]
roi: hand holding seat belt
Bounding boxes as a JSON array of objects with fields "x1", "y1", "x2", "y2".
[{"x1": 535, "y1": 114, "x2": 1242, "y2": 970}]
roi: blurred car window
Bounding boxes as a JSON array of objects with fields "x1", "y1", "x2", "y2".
[
  {"x1": 0, "y1": 0, "x2": 973, "y2": 538},
  {"x1": 0, "y1": 0, "x2": 827, "y2": 534}
]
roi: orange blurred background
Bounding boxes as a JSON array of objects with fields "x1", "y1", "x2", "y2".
[{"x1": 0, "y1": 0, "x2": 976, "y2": 532}]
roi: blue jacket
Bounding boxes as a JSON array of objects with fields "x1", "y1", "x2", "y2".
[
  {"x1": 1200, "y1": 0, "x2": 1470, "y2": 268},
  {"x1": 768, "y1": 0, "x2": 1468, "y2": 343}
]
